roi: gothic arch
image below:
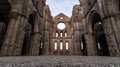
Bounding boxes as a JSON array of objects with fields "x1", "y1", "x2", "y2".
[
  {"x1": 21, "y1": 12, "x2": 38, "y2": 55},
  {"x1": 28, "y1": 12, "x2": 38, "y2": 32},
  {"x1": 54, "y1": 41, "x2": 58, "y2": 50},
  {"x1": 60, "y1": 41, "x2": 63, "y2": 50},
  {"x1": 88, "y1": 10, "x2": 110, "y2": 56},
  {"x1": 88, "y1": 10, "x2": 100, "y2": 32}
]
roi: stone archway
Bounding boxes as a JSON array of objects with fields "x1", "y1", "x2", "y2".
[
  {"x1": 88, "y1": 11, "x2": 110, "y2": 56},
  {"x1": 21, "y1": 13, "x2": 38, "y2": 55}
]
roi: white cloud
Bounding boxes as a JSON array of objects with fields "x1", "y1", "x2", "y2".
[{"x1": 46, "y1": 0, "x2": 79, "y2": 17}]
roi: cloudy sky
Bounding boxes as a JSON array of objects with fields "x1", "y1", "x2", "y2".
[{"x1": 46, "y1": 0, "x2": 79, "y2": 17}]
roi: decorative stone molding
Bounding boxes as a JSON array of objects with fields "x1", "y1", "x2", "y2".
[{"x1": 10, "y1": 11, "x2": 19, "y2": 18}]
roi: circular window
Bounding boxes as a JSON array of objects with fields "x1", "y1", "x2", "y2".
[{"x1": 57, "y1": 23, "x2": 66, "y2": 30}]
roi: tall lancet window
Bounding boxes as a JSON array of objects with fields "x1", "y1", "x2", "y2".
[
  {"x1": 65, "y1": 31, "x2": 67, "y2": 37},
  {"x1": 66, "y1": 41, "x2": 69, "y2": 50},
  {"x1": 81, "y1": 41, "x2": 83, "y2": 50},
  {"x1": 54, "y1": 41, "x2": 57, "y2": 50},
  {"x1": 56, "y1": 31, "x2": 58, "y2": 37},
  {"x1": 60, "y1": 41, "x2": 63, "y2": 50}
]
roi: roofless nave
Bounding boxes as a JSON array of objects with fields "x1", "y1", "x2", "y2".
[{"x1": 0, "y1": 0, "x2": 120, "y2": 56}]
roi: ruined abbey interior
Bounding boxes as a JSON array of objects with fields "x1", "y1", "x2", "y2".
[{"x1": 0, "y1": 0, "x2": 120, "y2": 57}]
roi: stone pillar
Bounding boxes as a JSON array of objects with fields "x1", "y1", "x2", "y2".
[
  {"x1": 0, "y1": 11, "x2": 23, "y2": 56},
  {"x1": 74, "y1": 30, "x2": 82, "y2": 55},
  {"x1": 71, "y1": 35, "x2": 75, "y2": 55},
  {"x1": 29, "y1": 32, "x2": 41, "y2": 55},
  {"x1": 84, "y1": 33, "x2": 97, "y2": 56},
  {"x1": 102, "y1": 18, "x2": 119, "y2": 56},
  {"x1": 99, "y1": 0, "x2": 120, "y2": 56},
  {"x1": 111, "y1": 15, "x2": 120, "y2": 56},
  {"x1": 12, "y1": 18, "x2": 29, "y2": 56},
  {"x1": 43, "y1": 31, "x2": 50, "y2": 55}
]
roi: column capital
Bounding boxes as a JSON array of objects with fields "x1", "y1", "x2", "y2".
[{"x1": 10, "y1": 11, "x2": 19, "y2": 18}]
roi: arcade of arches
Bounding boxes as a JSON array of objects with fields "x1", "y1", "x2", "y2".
[{"x1": 0, "y1": 0, "x2": 120, "y2": 57}]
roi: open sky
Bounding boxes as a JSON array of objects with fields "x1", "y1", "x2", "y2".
[{"x1": 46, "y1": 0, "x2": 79, "y2": 17}]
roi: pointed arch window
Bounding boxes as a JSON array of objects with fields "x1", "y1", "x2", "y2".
[
  {"x1": 40, "y1": 42, "x2": 43, "y2": 49},
  {"x1": 97, "y1": 42, "x2": 101, "y2": 50},
  {"x1": 81, "y1": 41, "x2": 83, "y2": 50},
  {"x1": 60, "y1": 41, "x2": 63, "y2": 50},
  {"x1": 66, "y1": 41, "x2": 69, "y2": 50},
  {"x1": 54, "y1": 41, "x2": 57, "y2": 50},
  {"x1": 56, "y1": 31, "x2": 58, "y2": 37}
]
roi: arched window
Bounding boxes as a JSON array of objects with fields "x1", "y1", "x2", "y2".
[
  {"x1": 65, "y1": 31, "x2": 67, "y2": 37},
  {"x1": 40, "y1": 42, "x2": 43, "y2": 48},
  {"x1": 60, "y1": 32, "x2": 63, "y2": 37},
  {"x1": 97, "y1": 42, "x2": 101, "y2": 50},
  {"x1": 56, "y1": 32, "x2": 58, "y2": 37},
  {"x1": 81, "y1": 41, "x2": 83, "y2": 50},
  {"x1": 66, "y1": 41, "x2": 69, "y2": 50},
  {"x1": 54, "y1": 41, "x2": 57, "y2": 50},
  {"x1": 60, "y1": 41, "x2": 63, "y2": 50}
]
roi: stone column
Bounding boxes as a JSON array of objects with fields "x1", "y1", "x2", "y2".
[
  {"x1": 43, "y1": 31, "x2": 50, "y2": 55},
  {"x1": 29, "y1": 32, "x2": 41, "y2": 56},
  {"x1": 1, "y1": 11, "x2": 23, "y2": 56},
  {"x1": 102, "y1": 18, "x2": 119, "y2": 56},
  {"x1": 84, "y1": 33, "x2": 97, "y2": 56},
  {"x1": 12, "y1": 18, "x2": 29, "y2": 56},
  {"x1": 63, "y1": 40, "x2": 66, "y2": 55},
  {"x1": 99, "y1": 0, "x2": 120, "y2": 56},
  {"x1": 74, "y1": 30, "x2": 82, "y2": 55},
  {"x1": 111, "y1": 15, "x2": 120, "y2": 56}
]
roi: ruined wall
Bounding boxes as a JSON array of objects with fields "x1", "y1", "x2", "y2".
[
  {"x1": 0, "y1": 0, "x2": 46, "y2": 56},
  {"x1": 50, "y1": 13, "x2": 73, "y2": 55},
  {"x1": 80, "y1": 0, "x2": 120, "y2": 56}
]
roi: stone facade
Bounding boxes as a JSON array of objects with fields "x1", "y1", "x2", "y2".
[{"x1": 50, "y1": 13, "x2": 73, "y2": 55}]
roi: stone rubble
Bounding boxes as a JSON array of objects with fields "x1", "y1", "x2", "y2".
[{"x1": 0, "y1": 56, "x2": 119, "y2": 67}]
